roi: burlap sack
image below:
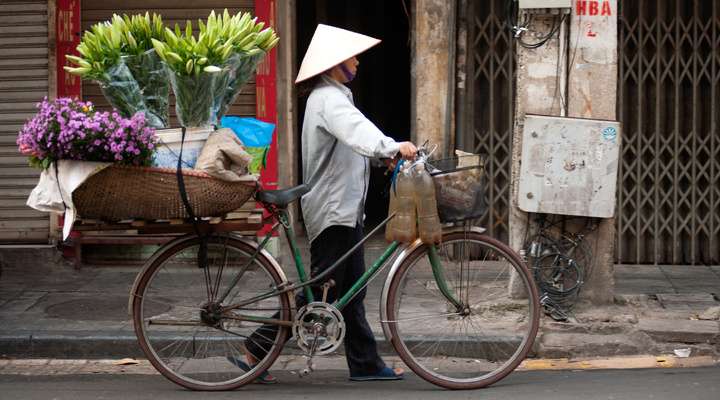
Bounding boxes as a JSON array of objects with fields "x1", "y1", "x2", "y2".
[{"x1": 195, "y1": 128, "x2": 253, "y2": 182}]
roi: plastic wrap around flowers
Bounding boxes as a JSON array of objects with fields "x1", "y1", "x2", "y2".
[{"x1": 17, "y1": 97, "x2": 156, "y2": 169}]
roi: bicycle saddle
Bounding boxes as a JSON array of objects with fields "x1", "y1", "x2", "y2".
[{"x1": 256, "y1": 184, "x2": 310, "y2": 207}]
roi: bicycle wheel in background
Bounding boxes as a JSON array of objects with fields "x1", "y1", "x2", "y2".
[
  {"x1": 132, "y1": 235, "x2": 292, "y2": 391},
  {"x1": 384, "y1": 232, "x2": 540, "y2": 390},
  {"x1": 534, "y1": 252, "x2": 583, "y2": 296}
]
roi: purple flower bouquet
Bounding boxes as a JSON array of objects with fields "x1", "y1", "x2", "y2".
[{"x1": 17, "y1": 97, "x2": 156, "y2": 169}]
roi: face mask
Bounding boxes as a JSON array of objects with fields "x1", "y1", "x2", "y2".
[{"x1": 339, "y1": 63, "x2": 356, "y2": 82}]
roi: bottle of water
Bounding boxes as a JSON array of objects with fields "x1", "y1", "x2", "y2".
[
  {"x1": 386, "y1": 169, "x2": 417, "y2": 243},
  {"x1": 414, "y1": 162, "x2": 442, "y2": 244}
]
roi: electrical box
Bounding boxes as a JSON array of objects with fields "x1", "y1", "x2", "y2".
[
  {"x1": 518, "y1": 0, "x2": 572, "y2": 8},
  {"x1": 518, "y1": 115, "x2": 621, "y2": 218}
]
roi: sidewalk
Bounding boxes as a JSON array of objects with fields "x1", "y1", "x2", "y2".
[{"x1": 0, "y1": 245, "x2": 718, "y2": 360}]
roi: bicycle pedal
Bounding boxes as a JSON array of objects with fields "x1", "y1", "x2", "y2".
[{"x1": 299, "y1": 360, "x2": 315, "y2": 377}]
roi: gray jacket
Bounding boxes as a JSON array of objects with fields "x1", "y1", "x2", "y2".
[{"x1": 301, "y1": 76, "x2": 400, "y2": 242}]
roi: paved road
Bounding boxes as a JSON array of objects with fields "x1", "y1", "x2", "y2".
[{"x1": 1, "y1": 366, "x2": 718, "y2": 400}]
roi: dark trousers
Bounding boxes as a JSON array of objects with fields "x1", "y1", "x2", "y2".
[{"x1": 245, "y1": 225, "x2": 386, "y2": 376}]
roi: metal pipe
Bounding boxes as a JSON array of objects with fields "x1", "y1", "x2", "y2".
[{"x1": 559, "y1": 9, "x2": 569, "y2": 117}]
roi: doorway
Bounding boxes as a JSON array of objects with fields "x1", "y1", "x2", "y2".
[{"x1": 295, "y1": 0, "x2": 412, "y2": 229}]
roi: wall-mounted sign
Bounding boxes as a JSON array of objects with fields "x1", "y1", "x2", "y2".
[
  {"x1": 57, "y1": 0, "x2": 81, "y2": 98},
  {"x1": 518, "y1": 114, "x2": 621, "y2": 218}
]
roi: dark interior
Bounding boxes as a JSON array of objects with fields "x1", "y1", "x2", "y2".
[{"x1": 296, "y1": 0, "x2": 411, "y2": 229}]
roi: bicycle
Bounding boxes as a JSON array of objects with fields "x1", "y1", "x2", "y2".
[
  {"x1": 128, "y1": 150, "x2": 540, "y2": 391},
  {"x1": 524, "y1": 214, "x2": 594, "y2": 320}
]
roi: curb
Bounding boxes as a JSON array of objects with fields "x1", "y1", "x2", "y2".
[
  {"x1": 0, "y1": 332, "x2": 143, "y2": 359},
  {"x1": 1, "y1": 355, "x2": 718, "y2": 376},
  {"x1": 3, "y1": 332, "x2": 720, "y2": 367},
  {"x1": 519, "y1": 355, "x2": 720, "y2": 371},
  {"x1": 0, "y1": 332, "x2": 516, "y2": 359}
]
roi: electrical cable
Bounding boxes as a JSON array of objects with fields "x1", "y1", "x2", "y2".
[
  {"x1": 517, "y1": 14, "x2": 567, "y2": 49},
  {"x1": 400, "y1": 0, "x2": 410, "y2": 20},
  {"x1": 549, "y1": 14, "x2": 569, "y2": 114},
  {"x1": 506, "y1": 0, "x2": 565, "y2": 49}
]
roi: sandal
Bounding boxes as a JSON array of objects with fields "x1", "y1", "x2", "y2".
[
  {"x1": 226, "y1": 357, "x2": 278, "y2": 384},
  {"x1": 349, "y1": 366, "x2": 404, "y2": 381}
]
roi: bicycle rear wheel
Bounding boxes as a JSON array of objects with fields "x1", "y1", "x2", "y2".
[
  {"x1": 131, "y1": 235, "x2": 291, "y2": 391},
  {"x1": 384, "y1": 231, "x2": 539, "y2": 390}
]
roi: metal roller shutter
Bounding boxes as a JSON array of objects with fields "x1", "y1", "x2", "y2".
[
  {"x1": 0, "y1": 0, "x2": 50, "y2": 243},
  {"x1": 80, "y1": 0, "x2": 257, "y2": 122}
]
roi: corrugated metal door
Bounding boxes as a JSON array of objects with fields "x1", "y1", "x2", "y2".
[
  {"x1": 0, "y1": 0, "x2": 50, "y2": 243},
  {"x1": 618, "y1": 0, "x2": 720, "y2": 264},
  {"x1": 80, "y1": 0, "x2": 257, "y2": 121},
  {"x1": 458, "y1": 0, "x2": 516, "y2": 243}
]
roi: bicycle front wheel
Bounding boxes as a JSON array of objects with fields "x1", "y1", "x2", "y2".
[
  {"x1": 132, "y1": 235, "x2": 292, "y2": 391},
  {"x1": 385, "y1": 232, "x2": 540, "y2": 390}
]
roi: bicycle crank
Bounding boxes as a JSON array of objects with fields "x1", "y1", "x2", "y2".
[
  {"x1": 292, "y1": 302, "x2": 346, "y2": 356},
  {"x1": 299, "y1": 328, "x2": 321, "y2": 377}
]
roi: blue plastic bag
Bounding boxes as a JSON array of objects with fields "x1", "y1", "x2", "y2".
[
  {"x1": 221, "y1": 116, "x2": 274, "y2": 147},
  {"x1": 220, "y1": 116, "x2": 275, "y2": 173}
]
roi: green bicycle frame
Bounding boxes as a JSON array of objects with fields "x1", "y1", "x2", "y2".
[
  {"x1": 279, "y1": 211, "x2": 400, "y2": 309},
  {"x1": 219, "y1": 210, "x2": 462, "y2": 321}
]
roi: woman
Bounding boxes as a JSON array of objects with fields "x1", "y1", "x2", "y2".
[{"x1": 242, "y1": 24, "x2": 416, "y2": 383}]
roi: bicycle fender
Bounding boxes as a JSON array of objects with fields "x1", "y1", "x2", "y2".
[
  {"x1": 379, "y1": 226, "x2": 487, "y2": 343},
  {"x1": 379, "y1": 239, "x2": 422, "y2": 343}
]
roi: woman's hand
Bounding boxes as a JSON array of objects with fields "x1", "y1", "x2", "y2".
[{"x1": 398, "y1": 141, "x2": 417, "y2": 160}]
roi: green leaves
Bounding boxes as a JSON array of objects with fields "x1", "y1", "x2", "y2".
[
  {"x1": 65, "y1": 22, "x2": 121, "y2": 81},
  {"x1": 155, "y1": 10, "x2": 278, "y2": 77},
  {"x1": 66, "y1": 12, "x2": 165, "y2": 79},
  {"x1": 66, "y1": 9, "x2": 279, "y2": 80},
  {"x1": 121, "y1": 12, "x2": 165, "y2": 56}
]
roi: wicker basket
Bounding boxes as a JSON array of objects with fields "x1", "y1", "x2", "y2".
[
  {"x1": 428, "y1": 155, "x2": 487, "y2": 223},
  {"x1": 72, "y1": 165, "x2": 257, "y2": 221}
]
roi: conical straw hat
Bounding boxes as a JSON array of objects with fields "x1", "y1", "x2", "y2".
[{"x1": 295, "y1": 24, "x2": 381, "y2": 83}]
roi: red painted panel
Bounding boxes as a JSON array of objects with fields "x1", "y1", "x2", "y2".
[
  {"x1": 56, "y1": 0, "x2": 82, "y2": 248},
  {"x1": 255, "y1": 0, "x2": 278, "y2": 235},
  {"x1": 56, "y1": 0, "x2": 81, "y2": 99}
]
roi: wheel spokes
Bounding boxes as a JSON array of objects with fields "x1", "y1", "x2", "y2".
[
  {"x1": 390, "y1": 236, "x2": 537, "y2": 386},
  {"x1": 135, "y1": 239, "x2": 290, "y2": 388}
]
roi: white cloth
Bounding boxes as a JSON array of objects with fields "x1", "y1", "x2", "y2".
[
  {"x1": 300, "y1": 75, "x2": 401, "y2": 242},
  {"x1": 27, "y1": 160, "x2": 110, "y2": 240}
]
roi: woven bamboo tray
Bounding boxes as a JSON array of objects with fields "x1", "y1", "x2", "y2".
[{"x1": 72, "y1": 165, "x2": 257, "y2": 221}]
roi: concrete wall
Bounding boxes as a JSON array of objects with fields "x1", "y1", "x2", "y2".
[
  {"x1": 509, "y1": 13, "x2": 567, "y2": 297},
  {"x1": 566, "y1": 0, "x2": 617, "y2": 303},
  {"x1": 510, "y1": 1, "x2": 618, "y2": 304},
  {"x1": 412, "y1": 0, "x2": 454, "y2": 155},
  {"x1": 275, "y1": 0, "x2": 301, "y2": 235}
]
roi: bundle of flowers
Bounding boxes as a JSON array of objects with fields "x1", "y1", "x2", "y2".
[
  {"x1": 64, "y1": 9, "x2": 279, "y2": 129},
  {"x1": 17, "y1": 97, "x2": 156, "y2": 169},
  {"x1": 151, "y1": 10, "x2": 278, "y2": 127},
  {"x1": 65, "y1": 13, "x2": 168, "y2": 128}
]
